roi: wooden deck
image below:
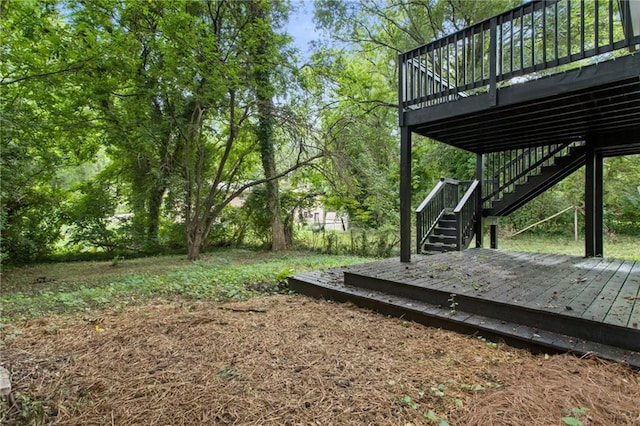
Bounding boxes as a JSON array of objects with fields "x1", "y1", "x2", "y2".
[{"x1": 289, "y1": 249, "x2": 640, "y2": 368}]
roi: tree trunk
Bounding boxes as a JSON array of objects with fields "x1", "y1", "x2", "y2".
[
  {"x1": 251, "y1": 1, "x2": 288, "y2": 251},
  {"x1": 187, "y1": 239, "x2": 201, "y2": 261},
  {"x1": 146, "y1": 185, "x2": 165, "y2": 250},
  {"x1": 186, "y1": 222, "x2": 204, "y2": 261},
  {"x1": 267, "y1": 178, "x2": 287, "y2": 251}
]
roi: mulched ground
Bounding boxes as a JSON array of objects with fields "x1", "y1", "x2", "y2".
[{"x1": 2, "y1": 295, "x2": 640, "y2": 425}]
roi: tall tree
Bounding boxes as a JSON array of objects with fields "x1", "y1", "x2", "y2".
[
  {"x1": 249, "y1": 0, "x2": 288, "y2": 250},
  {"x1": 1, "y1": 0, "x2": 101, "y2": 262}
]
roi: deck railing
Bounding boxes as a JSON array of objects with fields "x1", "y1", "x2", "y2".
[
  {"x1": 454, "y1": 180, "x2": 480, "y2": 250},
  {"x1": 400, "y1": 0, "x2": 640, "y2": 112},
  {"x1": 416, "y1": 178, "x2": 472, "y2": 252},
  {"x1": 482, "y1": 141, "x2": 585, "y2": 206}
]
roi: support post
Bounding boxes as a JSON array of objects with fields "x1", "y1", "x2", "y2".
[
  {"x1": 490, "y1": 217, "x2": 498, "y2": 249},
  {"x1": 594, "y1": 153, "x2": 604, "y2": 256},
  {"x1": 475, "y1": 153, "x2": 484, "y2": 248},
  {"x1": 400, "y1": 126, "x2": 412, "y2": 262},
  {"x1": 585, "y1": 143, "x2": 604, "y2": 257}
]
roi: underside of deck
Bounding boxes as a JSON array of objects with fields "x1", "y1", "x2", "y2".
[{"x1": 289, "y1": 249, "x2": 640, "y2": 368}]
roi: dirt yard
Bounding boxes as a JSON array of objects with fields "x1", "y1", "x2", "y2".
[{"x1": 2, "y1": 295, "x2": 640, "y2": 425}]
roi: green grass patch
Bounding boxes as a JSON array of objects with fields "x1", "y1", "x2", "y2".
[
  {"x1": 1, "y1": 249, "x2": 373, "y2": 322},
  {"x1": 498, "y1": 234, "x2": 639, "y2": 260}
]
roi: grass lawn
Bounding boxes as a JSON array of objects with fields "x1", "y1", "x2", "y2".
[
  {"x1": 1, "y1": 249, "x2": 373, "y2": 322},
  {"x1": 498, "y1": 234, "x2": 639, "y2": 260}
]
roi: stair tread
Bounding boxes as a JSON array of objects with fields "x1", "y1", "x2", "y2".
[{"x1": 431, "y1": 233, "x2": 456, "y2": 238}]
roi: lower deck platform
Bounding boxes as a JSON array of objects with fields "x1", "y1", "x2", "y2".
[{"x1": 288, "y1": 249, "x2": 640, "y2": 368}]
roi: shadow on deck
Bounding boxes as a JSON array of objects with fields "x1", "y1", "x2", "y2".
[{"x1": 288, "y1": 249, "x2": 640, "y2": 368}]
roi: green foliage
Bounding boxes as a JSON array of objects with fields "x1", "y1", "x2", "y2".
[
  {"x1": 1, "y1": 0, "x2": 638, "y2": 264},
  {"x1": 562, "y1": 407, "x2": 590, "y2": 426},
  {"x1": 207, "y1": 206, "x2": 251, "y2": 248},
  {"x1": 603, "y1": 156, "x2": 640, "y2": 235},
  {"x1": 242, "y1": 186, "x2": 275, "y2": 245},
  {"x1": 396, "y1": 395, "x2": 420, "y2": 410},
  {"x1": 295, "y1": 227, "x2": 399, "y2": 258},
  {"x1": 0, "y1": 249, "x2": 373, "y2": 322},
  {"x1": 64, "y1": 178, "x2": 132, "y2": 253},
  {"x1": 0, "y1": 392, "x2": 50, "y2": 425}
]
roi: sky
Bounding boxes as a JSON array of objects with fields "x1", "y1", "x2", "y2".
[{"x1": 285, "y1": 0, "x2": 319, "y2": 58}]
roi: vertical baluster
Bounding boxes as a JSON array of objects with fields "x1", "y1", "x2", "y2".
[
  {"x1": 507, "y1": 150, "x2": 511, "y2": 192},
  {"x1": 608, "y1": 0, "x2": 613, "y2": 47},
  {"x1": 418, "y1": 47, "x2": 423, "y2": 102},
  {"x1": 446, "y1": 40, "x2": 451, "y2": 98},
  {"x1": 512, "y1": 149, "x2": 517, "y2": 183},
  {"x1": 520, "y1": 12, "x2": 524, "y2": 71},
  {"x1": 471, "y1": 26, "x2": 476, "y2": 85},
  {"x1": 554, "y1": 2, "x2": 559, "y2": 63},
  {"x1": 490, "y1": 18, "x2": 497, "y2": 103},
  {"x1": 439, "y1": 41, "x2": 444, "y2": 97},
  {"x1": 415, "y1": 49, "x2": 420, "y2": 103},
  {"x1": 463, "y1": 30, "x2": 467, "y2": 87},
  {"x1": 408, "y1": 51, "x2": 414, "y2": 104},
  {"x1": 454, "y1": 33, "x2": 458, "y2": 90},
  {"x1": 542, "y1": 2, "x2": 547, "y2": 65},
  {"x1": 510, "y1": 10, "x2": 514, "y2": 75},
  {"x1": 518, "y1": 148, "x2": 522, "y2": 180},
  {"x1": 430, "y1": 47, "x2": 435, "y2": 100},
  {"x1": 531, "y1": 6, "x2": 535, "y2": 68},
  {"x1": 567, "y1": 0, "x2": 572, "y2": 58},
  {"x1": 609, "y1": 1, "x2": 613, "y2": 49},
  {"x1": 497, "y1": 17, "x2": 503, "y2": 78},
  {"x1": 480, "y1": 25, "x2": 487, "y2": 81}
]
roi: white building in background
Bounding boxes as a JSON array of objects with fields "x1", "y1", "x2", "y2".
[{"x1": 296, "y1": 205, "x2": 348, "y2": 232}]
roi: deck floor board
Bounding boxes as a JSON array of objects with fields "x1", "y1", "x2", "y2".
[
  {"x1": 291, "y1": 248, "x2": 640, "y2": 367},
  {"x1": 623, "y1": 262, "x2": 640, "y2": 328}
]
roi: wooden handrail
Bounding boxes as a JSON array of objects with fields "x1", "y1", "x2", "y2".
[
  {"x1": 415, "y1": 178, "x2": 460, "y2": 212},
  {"x1": 454, "y1": 180, "x2": 479, "y2": 214},
  {"x1": 454, "y1": 180, "x2": 480, "y2": 250}
]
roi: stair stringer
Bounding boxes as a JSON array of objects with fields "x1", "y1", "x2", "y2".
[{"x1": 485, "y1": 146, "x2": 586, "y2": 217}]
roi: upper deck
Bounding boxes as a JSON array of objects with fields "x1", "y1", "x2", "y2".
[{"x1": 399, "y1": 0, "x2": 640, "y2": 155}]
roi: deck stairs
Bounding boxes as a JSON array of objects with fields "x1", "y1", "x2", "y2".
[
  {"x1": 423, "y1": 213, "x2": 458, "y2": 252},
  {"x1": 418, "y1": 141, "x2": 586, "y2": 254}
]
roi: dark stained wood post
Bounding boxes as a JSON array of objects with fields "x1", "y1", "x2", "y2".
[
  {"x1": 585, "y1": 141, "x2": 604, "y2": 257},
  {"x1": 488, "y1": 18, "x2": 498, "y2": 106},
  {"x1": 475, "y1": 153, "x2": 484, "y2": 248},
  {"x1": 490, "y1": 221, "x2": 498, "y2": 249},
  {"x1": 400, "y1": 126, "x2": 412, "y2": 262}
]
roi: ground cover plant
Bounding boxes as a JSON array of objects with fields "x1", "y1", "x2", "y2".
[
  {"x1": 0, "y1": 250, "x2": 372, "y2": 321},
  {"x1": 2, "y1": 249, "x2": 640, "y2": 425}
]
